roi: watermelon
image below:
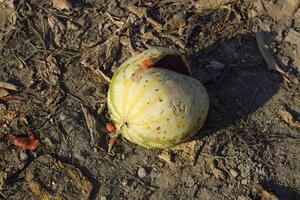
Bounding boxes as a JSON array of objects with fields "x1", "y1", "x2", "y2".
[{"x1": 107, "y1": 48, "x2": 209, "y2": 149}]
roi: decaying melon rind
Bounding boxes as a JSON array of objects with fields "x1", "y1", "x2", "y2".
[{"x1": 107, "y1": 48, "x2": 209, "y2": 149}]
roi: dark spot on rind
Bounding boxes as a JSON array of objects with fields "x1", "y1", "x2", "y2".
[
  {"x1": 155, "y1": 89, "x2": 159, "y2": 92},
  {"x1": 159, "y1": 98, "x2": 163, "y2": 102},
  {"x1": 156, "y1": 127, "x2": 161, "y2": 130}
]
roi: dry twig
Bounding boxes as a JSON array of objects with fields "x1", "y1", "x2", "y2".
[{"x1": 0, "y1": 81, "x2": 19, "y2": 91}]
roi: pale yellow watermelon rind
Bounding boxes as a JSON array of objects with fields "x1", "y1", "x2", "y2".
[
  {"x1": 108, "y1": 48, "x2": 186, "y2": 127},
  {"x1": 121, "y1": 125, "x2": 186, "y2": 149},
  {"x1": 107, "y1": 48, "x2": 209, "y2": 149}
]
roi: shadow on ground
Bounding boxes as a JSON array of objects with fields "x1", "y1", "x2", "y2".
[
  {"x1": 188, "y1": 33, "x2": 281, "y2": 137},
  {"x1": 261, "y1": 180, "x2": 300, "y2": 200}
]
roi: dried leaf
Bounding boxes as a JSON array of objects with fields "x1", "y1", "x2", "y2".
[
  {"x1": 0, "y1": 0, "x2": 16, "y2": 39},
  {"x1": 261, "y1": 189, "x2": 279, "y2": 200},
  {"x1": 127, "y1": 5, "x2": 162, "y2": 31},
  {"x1": 8, "y1": 133, "x2": 39, "y2": 151},
  {"x1": 0, "y1": 81, "x2": 19, "y2": 91},
  {"x1": 0, "y1": 88, "x2": 9, "y2": 98},
  {"x1": 162, "y1": 34, "x2": 186, "y2": 49},
  {"x1": 127, "y1": 6, "x2": 147, "y2": 18},
  {"x1": 19, "y1": 115, "x2": 29, "y2": 126},
  {"x1": 104, "y1": 35, "x2": 120, "y2": 70},
  {"x1": 279, "y1": 108, "x2": 300, "y2": 128},
  {"x1": 178, "y1": 18, "x2": 186, "y2": 36},
  {"x1": 52, "y1": 0, "x2": 71, "y2": 11},
  {"x1": 186, "y1": 14, "x2": 198, "y2": 43},
  {"x1": 44, "y1": 89, "x2": 63, "y2": 108},
  {"x1": 3, "y1": 110, "x2": 17, "y2": 121},
  {"x1": 38, "y1": 55, "x2": 61, "y2": 85},
  {"x1": 194, "y1": 0, "x2": 239, "y2": 13},
  {"x1": 209, "y1": 160, "x2": 226, "y2": 180},
  {"x1": 81, "y1": 104, "x2": 98, "y2": 146},
  {"x1": 81, "y1": 45, "x2": 111, "y2": 83},
  {"x1": 48, "y1": 14, "x2": 66, "y2": 47},
  {"x1": 255, "y1": 30, "x2": 291, "y2": 82}
]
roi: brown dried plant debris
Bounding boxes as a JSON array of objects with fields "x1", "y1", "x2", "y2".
[
  {"x1": 52, "y1": 0, "x2": 72, "y2": 11},
  {"x1": 0, "y1": 0, "x2": 16, "y2": 39},
  {"x1": 194, "y1": 0, "x2": 240, "y2": 13},
  {"x1": 44, "y1": 88, "x2": 64, "y2": 108},
  {"x1": 81, "y1": 104, "x2": 102, "y2": 147},
  {"x1": 255, "y1": 30, "x2": 291, "y2": 83},
  {"x1": 0, "y1": 81, "x2": 19, "y2": 91},
  {"x1": 80, "y1": 45, "x2": 111, "y2": 84},
  {"x1": 48, "y1": 14, "x2": 66, "y2": 47},
  {"x1": 278, "y1": 108, "x2": 300, "y2": 128},
  {"x1": 0, "y1": 88, "x2": 9, "y2": 98},
  {"x1": 37, "y1": 55, "x2": 61, "y2": 85},
  {"x1": 127, "y1": 5, "x2": 162, "y2": 31}
]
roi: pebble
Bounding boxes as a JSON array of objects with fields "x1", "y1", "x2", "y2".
[
  {"x1": 137, "y1": 167, "x2": 147, "y2": 178},
  {"x1": 100, "y1": 196, "x2": 107, "y2": 200},
  {"x1": 121, "y1": 179, "x2": 128, "y2": 186},
  {"x1": 229, "y1": 169, "x2": 239, "y2": 178},
  {"x1": 241, "y1": 179, "x2": 248, "y2": 185}
]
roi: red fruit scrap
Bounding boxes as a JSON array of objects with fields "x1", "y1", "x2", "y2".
[
  {"x1": 141, "y1": 58, "x2": 155, "y2": 69},
  {"x1": 106, "y1": 123, "x2": 117, "y2": 133},
  {"x1": 8, "y1": 133, "x2": 39, "y2": 151}
]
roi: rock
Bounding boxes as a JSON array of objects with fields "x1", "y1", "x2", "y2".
[
  {"x1": 100, "y1": 196, "x2": 107, "y2": 200},
  {"x1": 285, "y1": 29, "x2": 300, "y2": 46},
  {"x1": 241, "y1": 179, "x2": 248, "y2": 185},
  {"x1": 25, "y1": 154, "x2": 92, "y2": 200},
  {"x1": 229, "y1": 169, "x2": 239, "y2": 178},
  {"x1": 137, "y1": 167, "x2": 148, "y2": 178},
  {"x1": 238, "y1": 196, "x2": 249, "y2": 200},
  {"x1": 121, "y1": 179, "x2": 128, "y2": 187}
]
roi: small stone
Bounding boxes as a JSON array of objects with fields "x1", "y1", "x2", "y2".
[
  {"x1": 137, "y1": 167, "x2": 147, "y2": 178},
  {"x1": 121, "y1": 179, "x2": 128, "y2": 186},
  {"x1": 100, "y1": 196, "x2": 107, "y2": 200},
  {"x1": 241, "y1": 179, "x2": 248, "y2": 185},
  {"x1": 285, "y1": 29, "x2": 300, "y2": 46},
  {"x1": 229, "y1": 169, "x2": 239, "y2": 178},
  {"x1": 19, "y1": 151, "x2": 27, "y2": 161},
  {"x1": 59, "y1": 112, "x2": 66, "y2": 121},
  {"x1": 121, "y1": 154, "x2": 126, "y2": 160},
  {"x1": 249, "y1": 9, "x2": 258, "y2": 18},
  {"x1": 257, "y1": 163, "x2": 262, "y2": 168}
]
